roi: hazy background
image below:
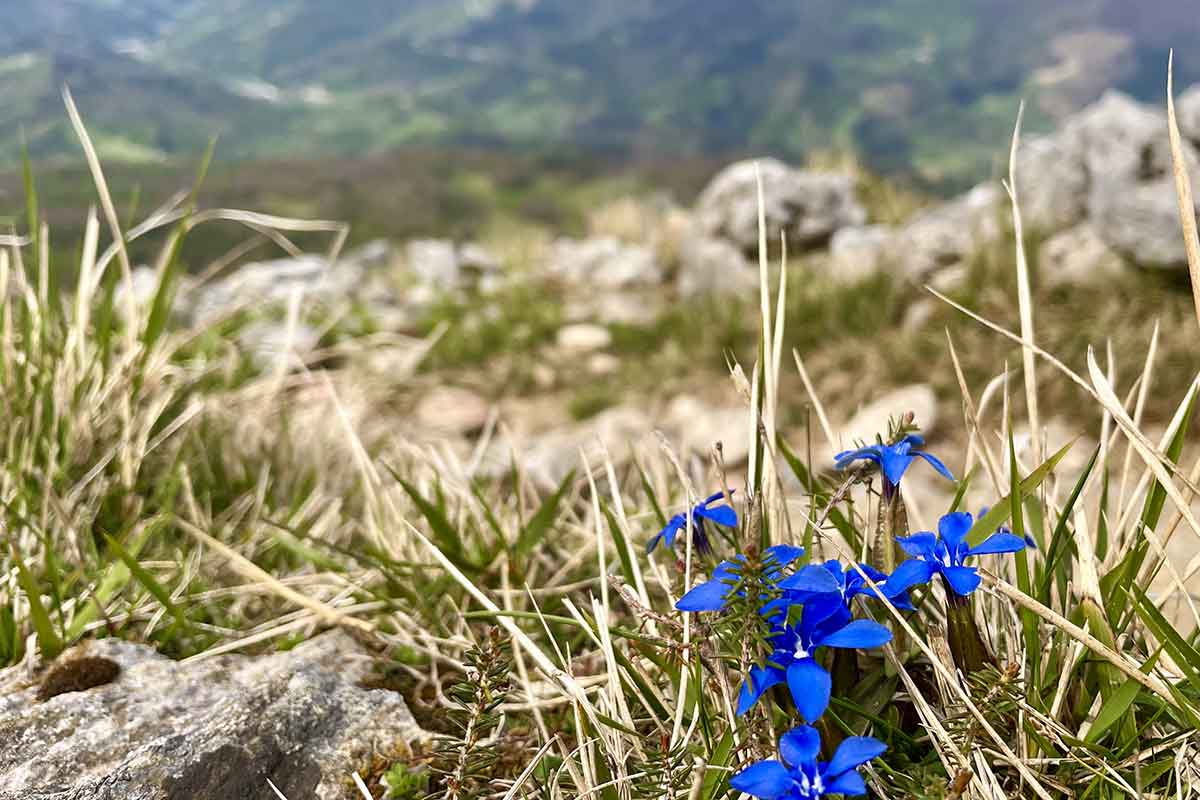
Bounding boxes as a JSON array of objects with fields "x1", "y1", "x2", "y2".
[{"x1": 5, "y1": 1, "x2": 1198, "y2": 185}]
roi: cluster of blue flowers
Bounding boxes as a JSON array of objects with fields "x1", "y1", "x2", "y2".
[{"x1": 648, "y1": 436, "x2": 1030, "y2": 798}]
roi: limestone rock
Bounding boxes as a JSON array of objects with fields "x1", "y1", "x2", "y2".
[
  {"x1": 1090, "y1": 176, "x2": 1197, "y2": 269},
  {"x1": 1017, "y1": 136, "x2": 1089, "y2": 232},
  {"x1": 547, "y1": 237, "x2": 662, "y2": 288},
  {"x1": 835, "y1": 384, "x2": 938, "y2": 456},
  {"x1": 491, "y1": 406, "x2": 653, "y2": 488},
  {"x1": 828, "y1": 225, "x2": 895, "y2": 283},
  {"x1": 190, "y1": 255, "x2": 363, "y2": 327},
  {"x1": 694, "y1": 159, "x2": 866, "y2": 253},
  {"x1": 895, "y1": 183, "x2": 1002, "y2": 279},
  {"x1": 405, "y1": 239, "x2": 461, "y2": 289},
  {"x1": 415, "y1": 386, "x2": 491, "y2": 436},
  {"x1": 1178, "y1": 85, "x2": 1200, "y2": 146},
  {"x1": 675, "y1": 232, "x2": 756, "y2": 296},
  {"x1": 556, "y1": 323, "x2": 612, "y2": 354},
  {"x1": 1038, "y1": 223, "x2": 1124, "y2": 287},
  {"x1": 0, "y1": 631, "x2": 425, "y2": 800},
  {"x1": 665, "y1": 396, "x2": 750, "y2": 466}
]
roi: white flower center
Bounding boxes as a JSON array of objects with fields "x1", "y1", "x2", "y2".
[{"x1": 793, "y1": 644, "x2": 810, "y2": 660}]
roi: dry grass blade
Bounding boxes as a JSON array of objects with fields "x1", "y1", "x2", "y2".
[
  {"x1": 175, "y1": 518, "x2": 375, "y2": 633},
  {"x1": 1167, "y1": 51, "x2": 1200, "y2": 332},
  {"x1": 984, "y1": 573, "x2": 1188, "y2": 712},
  {"x1": 1005, "y1": 100, "x2": 1042, "y2": 466}
]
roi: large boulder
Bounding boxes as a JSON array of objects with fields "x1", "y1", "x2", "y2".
[
  {"x1": 1177, "y1": 85, "x2": 1200, "y2": 147},
  {"x1": 0, "y1": 631, "x2": 425, "y2": 800},
  {"x1": 694, "y1": 159, "x2": 866, "y2": 254},
  {"x1": 1090, "y1": 176, "x2": 1198, "y2": 269},
  {"x1": 1016, "y1": 135, "x2": 1089, "y2": 232},
  {"x1": 1015, "y1": 89, "x2": 1200, "y2": 272},
  {"x1": 1038, "y1": 223, "x2": 1124, "y2": 287}
]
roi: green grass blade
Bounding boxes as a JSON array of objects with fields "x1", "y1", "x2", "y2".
[
  {"x1": 965, "y1": 438, "x2": 1075, "y2": 546},
  {"x1": 9, "y1": 544, "x2": 62, "y2": 659},
  {"x1": 514, "y1": 469, "x2": 574, "y2": 558}
]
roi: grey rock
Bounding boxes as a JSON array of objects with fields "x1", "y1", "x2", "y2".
[
  {"x1": 347, "y1": 239, "x2": 392, "y2": 269},
  {"x1": 0, "y1": 631, "x2": 424, "y2": 800},
  {"x1": 675, "y1": 232, "x2": 755, "y2": 296},
  {"x1": 1090, "y1": 176, "x2": 1197, "y2": 269},
  {"x1": 1064, "y1": 90, "x2": 1169, "y2": 183},
  {"x1": 482, "y1": 406, "x2": 653, "y2": 488},
  {"x1": 415, "y1": 386, "x2": 491, "y2": 436},
  {"x1": 665, "y1": 396, "x2": 750, "y2": 466},
  {"x1": 405, "y1": 239, "x2": 461, "y2": 289},
  {"x1": 895, "y1": 183, "x2": 1002, "y2": 278},
  {"x1": 548, "y1": 237, "x2": 662, "y2": 288},
  {"x1": 828, "y1": 225, "x2": 895, "y2": 283},
  {"x1": 239, "y1": 319, "x2": 322, "y2": 371},
  {"x1": 694, "y1": 159, "x2": 866, "y2": 253},
  {"x1": 191, "y1": 255, "x2": 363, "y2": 327},
  {"x1": 1017, "y1": 135, "x2": 1088, "y2": 232},
  {"x1": 555, "y1": 323, "x2": 612, "y2": 354},
  {"x1": 1178, "y1": 85, "x2": 1200, "y2": 146},
  {"x1": 836, "y1": 384, "x2": 938, "y2": 456},
  {"x1": 459, "y1": 242, "x2": 502, "y2": 275},
  {"x1": 1038, "y1": 223, "x2": 1125, "y2": 287}
]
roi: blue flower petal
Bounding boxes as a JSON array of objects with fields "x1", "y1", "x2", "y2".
[
  {"x1": 825, "y1": 735, "x2": 888, "y2": 777},
  {"x1": 675, "y1": 578, "x2": 733, "y2": 612},
  {"x1": 729, "y1": 760, "x2": 792, "y2": 798},
  {"x1": 967, "y1": 532, "x2": 1028, "y2": 556},
  {"x1": 736, "y1": 664, "x2": 785, "y2": 716},
  {"x1": 896, "y1": 532, "x2": 937, "y2": 558},
  {"x1": 765, "y1": 544, "x2": 805, "y2": 568},
  {"x1": 835, "y1": 444, "x2": 882, "y2": 466},
  {"x1": 915, "y1": 449, "x2": 956, "y2": 481},
  {"x1": 886, "y1": 559, "x2": 935, "y2": 593},
  {"x1": 818, "y1": 619, "x2": 893, "y2": 650},
  {"x1": 879, "y1": 448, "x2": 915, "y2": 485},
  {"x1": 942, "y1": 565, "x2": 982, "y2": 596},
  {"x1": 778, "y1": 724, "x2": 821, "y2": 767},
  {"x1": 696, "y1": 504, "x2": 737, "y2": 528},
  {"x1": 899, "y1": 433, "x2": 926, "y2": 448},
  {"x1": 938, "y1": 512, "x2": 974, "y2": 551},
  {"x1": 824, "y1": 769, "x2": 868, "y2": 796},
  {"x1": 701, "y1": 490, "x2": 727, "y2": 505},
  {"x1": 786, "y1": 658, "x2": 832, "y2": 723},
  {"x1": 779, "y1": 564, "x2": 841, "y2": 594},
  {"x1": 647, "y1": 516, "x2": 684, "y2": 553}
]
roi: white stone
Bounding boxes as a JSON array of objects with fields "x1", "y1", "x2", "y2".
[
  {"x1": 835, "y1": 384, "x2": 938, "y2": 456},
  {"x1": 415, "y1": 386, "x2": 490, "y2": 436},
  {"x1": 556, "y1": 323, "x2": 612, "y2": 354}
]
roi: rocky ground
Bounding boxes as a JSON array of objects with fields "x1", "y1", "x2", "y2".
[{"x1": 115, "y1": 85, "x2": 1200, "y2": 503}]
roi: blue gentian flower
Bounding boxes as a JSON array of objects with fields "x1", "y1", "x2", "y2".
[
  {"x1": 834, "y1": 434, "x2": 954, "y2": 488},
  {"x1": 675, "y1": 544, "x2": 805, "y2": 613},
  {"x1": 731, "y1": 724, "x2": 886, "y2": 798},
  {"x1": 646, "y1": 491, "x2": 737, "y2": 555},
  {"x1": 888, "y1": 511, "x2": 1028, "y2": 597},
  {"x1": 736, "y1": 603, "x2": 892, "y2": 721},
  {"x1": 776, "y1": 559, "x2": 914, "y2": 618}
]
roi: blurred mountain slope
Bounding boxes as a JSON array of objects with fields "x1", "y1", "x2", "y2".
[{"x1": 4, "y1": 0, "x2": 1198, "y2": 187}]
